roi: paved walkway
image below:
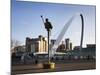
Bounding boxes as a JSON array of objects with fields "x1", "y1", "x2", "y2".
[{"x1": 12, "y1": 61, "x2": 95, "y2": 74}]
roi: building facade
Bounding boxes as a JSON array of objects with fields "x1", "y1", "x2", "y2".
[
  {"x1": 11, "y1": 45, "x2": 26, "y2": 53},
  {"x1": 70, "y1": 42, "x2": 72, "y2": 50},
  {"x1": 26, "y1": 35, "x2": 48, "y2": 53},
  {"x1": 57, "y1": 42, "x2": 66, "y2": 52},
  {"x1": 65, "y1": 38, "x2": 70, "y2": 50}
]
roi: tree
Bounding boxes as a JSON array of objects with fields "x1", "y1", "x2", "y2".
[{"x1": 11, "y1": 39, "x2": 21, "y2": 49}]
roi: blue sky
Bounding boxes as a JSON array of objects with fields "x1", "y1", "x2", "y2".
[{"x1": 11, "y1": 0, "x2": 96, "y2": 47}]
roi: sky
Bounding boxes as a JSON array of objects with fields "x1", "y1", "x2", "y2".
[{"x1": 11, "y1": 0, "x2": 96, "y2": 47}]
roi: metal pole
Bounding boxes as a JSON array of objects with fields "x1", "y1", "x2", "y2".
[{"x1": 48, "y1": 30, "x2": 50, "y2": 63}]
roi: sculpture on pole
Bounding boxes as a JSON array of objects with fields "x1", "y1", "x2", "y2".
[{"x1": 41, "y1": 16, "x2": 53, "y2": 63}]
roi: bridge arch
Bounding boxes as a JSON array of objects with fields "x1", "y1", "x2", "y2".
[{"x1": 50, "y1": 13, "x2": 84, "y2": 57}]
